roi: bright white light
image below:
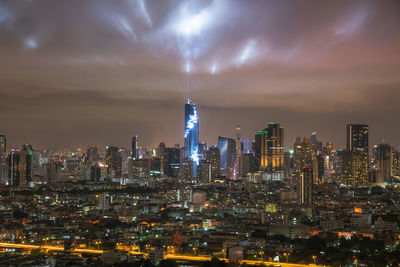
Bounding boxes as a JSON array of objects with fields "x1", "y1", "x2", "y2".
[
  {"x1": 236, "y1": 40, "x2": 256, "y2": 67},
  {"x1": 174, "y1": 5, "x2": 211, "y2": 37},
  {"x1": 138, "y1": 0, "x2": 152, "y2": 27},
  {"x1": 185, "y1": 61, "x2": 191, "y2": 73},
  {"x1": 24, "y1": 37, "x2": 38, "y2": 50},
  {"x1": 117, "y1": 16, "x2": 137, "y2": 41},
  {"x1": 191, "y1": 147, "x2": 199, "y2": 165},
  {"x1": 210, "y1": 61, "x2": 217, "y2": 75}
]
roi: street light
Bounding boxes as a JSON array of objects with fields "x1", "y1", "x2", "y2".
[
  {"x1": 284, "y1": 252, "x2": 290, "y2": 263},
  {"x1": 312, "y1": 255, "x2": 317, "y2": 264}
]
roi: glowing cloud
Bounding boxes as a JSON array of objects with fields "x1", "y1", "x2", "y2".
[
  {"x1": 174, "y1": 6, "x2": 211, "y2": 37},
  {"x1": 210, "y1": 61, "x2": 217, "y2": 75},
  {"x1": 116, "y1": 15, "x2": 137, "y2": 42},
  {"x1": 236, "y1": 39, "x2": 256, "y2": 67},
  {"x1": 137, "y1": 0, "x2": 152, "y2": 27},
  {"x1": 23, "y1": 37, "x2": 38, "y2": 50}
]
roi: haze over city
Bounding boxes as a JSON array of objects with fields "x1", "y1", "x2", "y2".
[{"x1": 1, "y1": 0, "x2": 400, "y2": 150}]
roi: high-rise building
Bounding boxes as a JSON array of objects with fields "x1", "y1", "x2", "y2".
[
  {"x1": 131, "y1": 135, "x2": 138, "y2": 160},
  {"x1": 205, "y1": 146, "x2": 220, "y2": 180},
  {"x1": 376, "y1": 143, "x2": 392, "y2": 182},
  {"x1": 0, "y1": 135, "x2": 6, "y2": 183},
  {"x1": 298, "y1": 166, "x2": 313, "y2": 205},
  {"x1": 392, "y1": 148, "x2": 400, "y2": 179},
  {"x1": 340, "y1": 150, "x2": 366, "y2": 186},
  {"x1": 0, "y1": 135, "x2": 5, "y2": 159},
  {"x1": 8, "y1": 146, "x2": 34, "y2": 187},
  {"x1": 241, "y1": 152, "x2": 256, "y2": 177},
  {"x1": 293, "y1": 137, "x2": 313, "y2": 175},
  {"x1": 346, "y1": 124, "x2": 369, "y2": 152},
  {"x1": 184, "y1": 100, "x2": 199, "y2": 177},
  {"x1": 346, "y1": 124, "x2": 369, "y2": 185},
  {"x1": 106, "y1": 146, "x2": 122, "y2": 178},
  {"x1": 233, "y1": 125, "x2": 241, "y2": 180},
  {"x1": 162, "y1": 147, "x2": 180, "y2": 177},
  {"x1": 218, "y1": 137, "x2": 236, "y2": 179},
  {"x1": 255, "y1": 122, "x2": 284, "y2": 171}
]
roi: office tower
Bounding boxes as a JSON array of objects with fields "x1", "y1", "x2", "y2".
[
  {"x1": 150, "y1": 157, "x2": 162, "y2": 178},
  {"x1": 129, "y1": 159, "x2": 150, "y2": 179},
  {"x1": 233, "y1": 125, "x2": 241, "y2": 180},
  {"x1": 0, "y1": 135, "x2": 5, "y2": 159},
  {"x1": 294, "y1": 137, "x2": 313, "y2": 175},
  {"x1": 254, "y1": 133, "x2": 262, "y2": 171},
  {"x1": 298, "y1": 166, "x2": 313, "y2": 205},
  {"x1": 241, "y1": 138, "x2": 253, "y2": 153},
  {"x1": 131, "y1": 135, "x2": 138, "y2": 160},
  {"x1": 106, "y1": 146, "x2": 122, "y2": 178},
  {"x1": 184, "y1": 100, "x2": 199, "y2": 177},
  {"x1": 376, "y1": 144, "x2": 392, "y2": 182},
  {"x1": 255, "y1": 122, "x2": 284, "y2": 171},
  {"x1": 340, "y1": 150, "x2": 365, "y2": 186},
  {"x1": 346, "y1": 124, "x2": 369, "y2": 152},
  {"x1": 205, "y1": 146, "x2": 220, "y2": 180},
  {"x1": 85, "y1": 146, "x2": 100, "y2": 166},
  {"x1": 392, "y1": 148, "x2": 400, "y2": 178},
  {"x1": 0, "y1": 135, "x2": 6, "y2": 183},
  {"x1": 90, "y1": 164, "x2": 101, "y2": 181},
  {"x1": 180, "y1": 158, "x2": 193, "y2": 181},
  {"x1": 8, "y1": 146, "x2": 34, "y2": 187},
  {"x1": 316, "y1": 154, "x2": 325, "y2": 183},
  {"x1": 346, "y1": 124, "x2": 369, "y2": 185},
  {"x1": 163, "y1": 147, "x2": 180, "y2": 177},
  {"x1": 218, "y1": 137, "x2": 236, "y2": 179},
  {"x1": 198, "y1": 141, "x2": 207, "y2": 160},
  {"x1": 240, "y1": 152, "x2": 256, "y2": 177},
  {"x1": 310, "y1": 132, "x2": 322, "y2": 154}
]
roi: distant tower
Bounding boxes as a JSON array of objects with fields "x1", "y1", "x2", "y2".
[
  {"x1": 8, "y1": 145, "x2": 34, "y2": 187},
  {"x1": 376, "y1": 143, "x2": 392, "y2": 182},
  {"x1": 131, "y1": 135, "x2": 138, "y2": 160},
  {"x1": 233, "y1": 125, "x2": 241, "y2": 180},
  {"x1": 0, "y1": 135, "x2": 6, "y2": 159},
  {"x1": 0, "y1": 135, "x2": 6, "y2": 184},
  {"x1": 298, "y1": 166, "x2": 313, "y2": 205},
  {"x1": 218, "y1": 136, "x2": 236, "y2": 179},
  {"x1": 184, "y1": 100, "x2": 199, "y2": 177},
  {"x1": 346, "y1": 124, "x2": 369, "y2": 185},
  {"x1": 255, "y1": 122, "x2": 284, "y2": 171}
]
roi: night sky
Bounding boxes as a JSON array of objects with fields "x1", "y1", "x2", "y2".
[{"x1": 0, "y1": 0, "x2": 399, "y2": 151}]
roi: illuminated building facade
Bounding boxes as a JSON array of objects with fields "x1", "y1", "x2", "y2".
[
  {"x1": 298, "y1": 166, "x2": 313, "y2": 205},
  {"x1": 131, "y1": 135, "x2": 138, "y2": 160},
  {"x1": 256, "y1": 122, "x2": 284, "y2": 171},
  {"x1": 233, "y1": 125, "x2": 241, "y2": 180},
  {"x1": 393, "y1": 149, "x2": 400, "y2": 179},
  {"x1": 8, "y1": 145, "x2": 34, "y2": 187},
  {"x1": 218, "y1": 137, "x2": 236, "y2": 179},
  {"x1": 294, "y1": 137, "x2": 313, "y2": 174},
  {"x1": 376, "y1": 143, "x2": 392, "y2": 182},
  {"x1": 205, "y1": 146, "x2": 220, "y2": 180},
  {"x1": 346, "y1": 124, "x2": 369, "y2": 185},
  {"x1": 0, "y1": 135, "x2": 6, "y2": 183},
  {"x1": 184, "y1": 100, "x2": 199, "y2": 177},
  {"x1": 106, "y1": 146, "x2": 122, "y2": 178}
]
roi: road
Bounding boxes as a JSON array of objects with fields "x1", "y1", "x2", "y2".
[{"x1": 0, "y1": 242, "x2": 317, "y2": 266}]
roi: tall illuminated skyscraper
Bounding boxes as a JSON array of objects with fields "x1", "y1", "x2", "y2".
[
  {"x1": 218, "y1": 137, "x2": 236, "y2": 179},
  {"x1": 346, "y1": 124, "x2": 369, "y2": 185},
  {"x1": 184, "y1": 100, "x2": 199, "y2": 177},
  {"x1": 131, "y1": 135, "x2": 138, "y2": 160},
  {"x1": 255, "y1": 122, "x2": 284, "y2": 171},
  {"x1": 0, "y1": 135, "x2": 6, "y2": 184}
]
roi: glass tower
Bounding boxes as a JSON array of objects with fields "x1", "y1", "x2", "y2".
[{"x1": 184, "y1": 100, "x2": 199, "y2": 177}]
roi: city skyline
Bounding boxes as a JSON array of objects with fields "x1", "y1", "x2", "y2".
[{"x1": 1, "y1": 0, "x2": 400, "y2": 150}]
